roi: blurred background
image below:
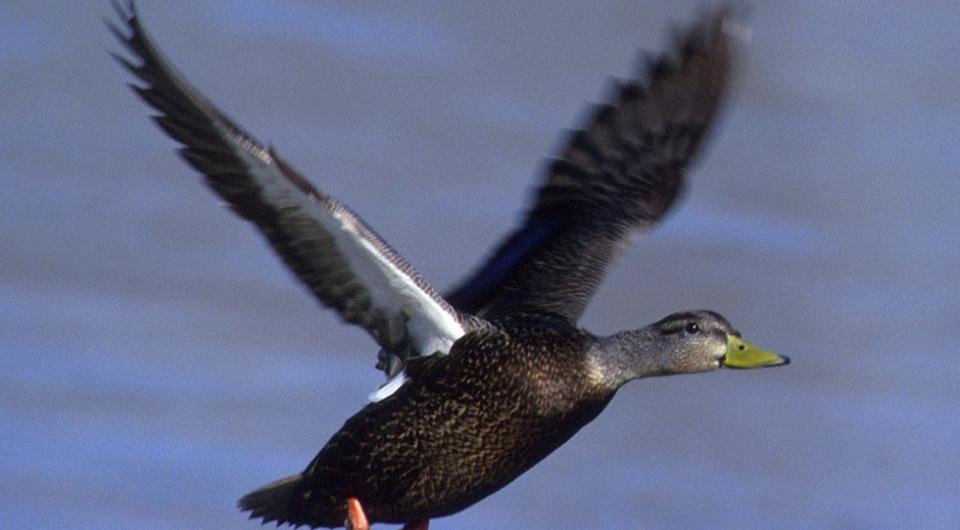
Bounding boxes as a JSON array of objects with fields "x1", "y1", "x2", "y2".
[{"x1": 3, "y1": 1, "x2": 958, "y2": 528}]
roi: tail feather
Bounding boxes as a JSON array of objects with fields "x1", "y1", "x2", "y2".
[{"x1": 239, "y1": 473, "x2": 309, "y2": 527}]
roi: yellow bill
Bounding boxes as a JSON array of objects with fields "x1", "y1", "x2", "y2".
[{"x1": 722, "y1": 335, "x2": 790, "y2": 369}]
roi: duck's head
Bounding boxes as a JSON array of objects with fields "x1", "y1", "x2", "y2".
[
  {"x1": 591, "y1": 310, "x2": 789, "y2": 387},
  {"x1": 647, "y1": 311, "x2": 789, "y2": 374}
]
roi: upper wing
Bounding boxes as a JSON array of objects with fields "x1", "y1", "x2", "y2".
[
  {"x1": 445, "y1": 9, "x2": 734, "y2": 322},
  {"x1": 109, "y1": 2, "x2": 466, "y2": 360}
]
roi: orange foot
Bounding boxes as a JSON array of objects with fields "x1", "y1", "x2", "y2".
[
  {"x1": 401, "y1": 521, "x2": 429, "y2": 530},
  {"x1": 345, "y1": 497, "x2": 369, "y2": 530}
]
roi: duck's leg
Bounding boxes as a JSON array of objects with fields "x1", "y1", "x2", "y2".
[
  {"x1": 344, "y1": 498, "x2": 369, "y2": 530},
  {"x1": 400, "y1": 520, "x2": 429, "y2": 530}
]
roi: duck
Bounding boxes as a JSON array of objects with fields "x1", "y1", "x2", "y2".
[{"x1": 109, "y1": 3, "x2": 789, "y2": 529}]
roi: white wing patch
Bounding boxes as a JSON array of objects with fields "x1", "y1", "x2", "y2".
[
  {"x1": 331, "y1": 207, "x2": 465, "y2": 354},
  {"x1": 226, "y1": 133, "x2": 465, "y2": 400},
  {"x1": 231, "y1": 134, "x2": 466, "y2": 349},
  {"x1": 369, "y1": 371, "x2": 408, "y2": 402}
]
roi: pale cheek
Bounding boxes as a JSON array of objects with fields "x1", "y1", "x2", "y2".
[
  {"x1": 712, "y1": 341, "x2": 728, "y2": 358},
  {"x1": 711, "y1": 341, "x2": 726, "y2": 367}
]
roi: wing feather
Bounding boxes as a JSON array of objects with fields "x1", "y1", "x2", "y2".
[
  {"x1": 446, "y1": 9, "x2": 734, "y2": 322},
  {"x1": 109, "y1": 2, "x2": 466, "y2": 361}
]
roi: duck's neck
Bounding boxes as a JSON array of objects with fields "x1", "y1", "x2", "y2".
[{"x1": 586, "y1": 329, "x2": 667, "y2": 390}]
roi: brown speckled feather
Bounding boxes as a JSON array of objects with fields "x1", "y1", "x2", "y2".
[
  {"x1": 446, "y1": 12, "x2": 732, "y2": 322},
  {"x1": 241, "y1": 315, "x2": 613, "y2": 527}
]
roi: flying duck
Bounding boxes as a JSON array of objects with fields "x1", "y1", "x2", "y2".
[{"x1": 110, "y1": 3, "x2": 789, "y2": 529}]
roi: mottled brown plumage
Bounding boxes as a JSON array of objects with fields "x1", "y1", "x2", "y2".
[
  {"x1": 110, "y1": 3, "x2": 789, "y2": 529},
  {"x1": 244, "y1": 316, "x2": 611, "y2": 527}
]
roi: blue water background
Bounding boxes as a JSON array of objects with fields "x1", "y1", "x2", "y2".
[{"x1": 2, "y1": 2, "x2": 958, "y2": 528}]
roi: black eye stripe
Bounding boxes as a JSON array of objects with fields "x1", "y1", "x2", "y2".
[{"x1": 659, "y1": 325, "x2": 685, "y2": 336}]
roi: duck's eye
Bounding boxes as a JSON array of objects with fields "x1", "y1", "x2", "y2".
[{"x1": 684, "y1": 322, "x2": 700, "y2": 334}]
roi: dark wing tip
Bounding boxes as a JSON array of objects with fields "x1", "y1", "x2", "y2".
[
  {"x1": 594, "y1": 5, "x2": 735, "y2": 189},
  {"x1": 106, "y1": 0, "x2": 264, "y2": 176},
  {"x1": 543, "y1": 4, "x2": 736, "y2": 219},
  {"x1": 106, "y1": 0, "x2": 148, "y2": 68},
  {"x1": 445, "y1": 8, "x2": 739, "y2": 321},
  {"x1": 105, "y1": 0, "x2": 136, "y2": 39}
]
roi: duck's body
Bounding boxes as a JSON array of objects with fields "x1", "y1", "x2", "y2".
[
  {"x1": 240, "y1": 309, "x2": 781, "y2": 528},
  {"x1": 111, "y1": 3, "x2": 789, "y2": 528},
  {"x1": 246, "y1": 316, "x2": 611, "y2": 527}
]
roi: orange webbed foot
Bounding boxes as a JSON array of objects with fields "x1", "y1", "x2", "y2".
[{"x1": 345, "y1": 497, "x2": 369, "y2": 530}]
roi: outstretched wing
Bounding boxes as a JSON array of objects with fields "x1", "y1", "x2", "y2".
[
  {"x1": 109, "y1": 2, "x2": 466, "y2": 360},
  {"x1": 446, "y1": 10, "x2": 733, "y2": 322}
]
